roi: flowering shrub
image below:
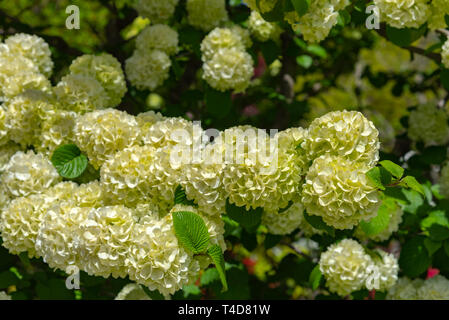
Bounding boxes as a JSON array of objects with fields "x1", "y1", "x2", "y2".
[{"x1": 1, "y1": 0, "x2": 449, "y2": 301}]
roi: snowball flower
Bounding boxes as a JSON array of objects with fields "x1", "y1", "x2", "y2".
[
  {"x1": 187, "y1": 0, "x2": 228, "y2": 31},
  {"x1": 408, "y1": 104, "x2": 449, "y2": 146},
  {"x1": 248, "y1": 11, "x2": 281, "y2": 42},
  {"x1": 319, "y1": 239, "x2": 373, "y2": 296},
  {"x1": 262, "y1": 202, "x2": 304, "y2": 235},
  {"x1": 69, "y1": 53, "x2": 127, "y2": 108},
  {"x1": 0, "y1": 142, "x2": 22, "y2": 173},
  {"x1": 201, "y1": 27, "x2": 246, "y2": 62},
  {"x1": 296, "y1": 1, "x2": 340, "y2": 43},
  {"x1": 301, "y1": 155, "x2": 380, "y2": 230},
  {"x1": 203, "y1": 48, "x2": 254, "y2": 93},
  {"x1": 54, "y1": 74, "x2": 109, "y2": 114},
  {"x1": 133, "y1": 0, "x2": 179, "y2": 23},
  {"x1": 125, "y1": 49, "x2": 171, "y2": 91},
  {"x1": 365, "y1": 250, "x2": 399, "y2": 291},
  {"x1": 2, "y1": 150, "x2": 61, "y2": 198},
  {"x1": 4, "y1": 33, "x2": 53, "y2": 77},
  {"x1": 374, "y1": 0, "x2": 430, "y2": 29},
  {"x1": 74, "y1": 109, "x2": 140, "y2": 169},
  {"x1": 136, "y1": 25, "x2": 179, "y2": 56},
  {"x1": 304, "y1": 110, "x2": 380, "y2": 167},
  {"x1": 417, "y1": 275, "x2": 449, "y2": 300},
  {"x1": 386, "y1": 277, "x2": 424, "y2": 300}
]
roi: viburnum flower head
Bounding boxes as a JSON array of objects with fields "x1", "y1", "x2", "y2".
[
  {"x1": 69, "y1": 53, "x2": 127, "y2": 108},
  {"x1": 416, "y1": 275, "x2": 449, "y2": 300},
  {"x1": 374, "y1": 0, "x2": 430, "y2": 29},
  {"x1": 365, "y1": 250, "x2": 399, "y2": 291},
  {"x1": 304, "y1": 110, "x2": 380, "y2": 167},
  {"x1": 386, "y1": 277, "x2": 424, "y2": 300},
  {"x1": 408, "y1": 104, "x2": 449, "y2": 146},
  {"x1": 262, "y1": 202, "x2": 304, "y2": 235},
  {"x1": 133, "y1": 0, "x2": 179, "y2": 23},
  {"x1": 136, "y1": 24, "x2": 179, "y2": 56},
  {"x1": 248, "y1": 11, "x2": 282, "y2": 42},
  {"x1": 301, "y1": 155, "x2": 380, "y2": 230},
  {"x1": 187, "y1": 0, "x2": 229, "y2": 31},
  {"x1": 203, "y1": 48, "x2": 254, "y2": 93},
  {"x1": 319, "y1": 239, "x2": 373, "y2": 296},
  {"x1": 201, "y1": 27, "x2": 246, "y2": 62}
]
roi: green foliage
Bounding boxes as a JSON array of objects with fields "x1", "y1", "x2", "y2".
[
  {"x1": 50, "y1": 144, "x2": 88, "y2": 179},
  {"x1": 172, "y1": 211, "x2": 210, "y2": 254}
]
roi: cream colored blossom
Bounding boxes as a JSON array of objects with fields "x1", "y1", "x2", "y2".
[
  {"x1": 408, "y1": 104, "x2": 449, "y2": 146},
  {"x1": 229, "y1": 25, "x2": 252, "y2": 49},
  {"x1": 201, "y1": 28, "x2": 245, "y2": 62},
  {"x1": 248, "y1": 11, "x2": 281, "y2": 42},
  {"x1": 69, "y1": 53, "x2": 127, "y2": 108},
  {"x1": 319, "y1": 239, "x2": 372, "y2": 296},
  {"x1": 296, "y1": 2, "x2": 340, "y2": 43},
  {"x1": 4, "y1": 33, "x2": 53, "y2": 77},
  {"x1": 187, "y1": 0, "x2": 228, "y2": 31},
  {"x1": 78, "y1": 206, "x2": 135, "y2": 278},
  {"x1": 301, "y1": 155, "x2": 380, "y2": 230},
  {"x1": 115, "y1": 283, "x2": 151, "y2": 300},
  {"x1": 387, "y1": 277, "x2": 424, "y2": 300},
  {"x1": 125, "y1": 49, "x2": 171, "y2": 91},
  {"x1": 0, "y1": 291, "x2": 11, "y2": 300},
  {"x1": 374, "y1": 0, "x2": 430, "y2": 29},
  {"x1": 4, "y1": 90, "x2": 53, "y2": 147},
  {"x1": 2, "y1": 150, "x2": 61, "y2": 198},
  {"x1": 74, "y1": 109, "x2": 140, "y2": 169},
  {"x1": 244, "y1": 0, "x2": 276, "y2": 13},
  {"x1": 203, "y1": 48, "x2": 254, "y2": 93},
  {"x1": 136, "y1": 25, "x2": 179, "y2": 56},
  {"x1": 262, "y1": 202, "x2": 304, "y2": 235},
  {"x1": 136, "y1": 111, "x2": 165, "y2": 144},
  {"x1": 0, "y1": 141, "x2": 22, "y2": 173},
  {"x1": 133, "y1": 0, "x2": 179, "y2": 23},
  {"x1": 304, "y1": 110, "x2": 380, "y2": 167},
  {"x1": 54, "y1": 74, "x2": 109, "y2": 114},
  {"x1": 417, "y1": 275, "x2": 449, "y2": 300},
  {"x1": 365, "y1": 250, "x2": 399, "y2": 291}
]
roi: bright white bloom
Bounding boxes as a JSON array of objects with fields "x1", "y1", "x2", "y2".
[
  {"x1": 0, "y1": 142, "x2": 22, "y2": 173},
  {"x1": 387, "y1": 277, "x2": 424, "y2": 300},
  {"x1": 374, "y1": 0, "x2": 430, "y2": 29},
  {"x1": 319, "y1": 239, "x2": 372, "y2": 296},
  {"x1": 296, "y1": 2, "x2": 341, "y2": 43},
  {"x1": 136, "y1": 25, "x2": 179, "y2": 56},
  {"x1": 229, "y1": 25, "x2": 253, "y2": 49},
  {"x1": 69, "y1": 53, "x2": 127, "y2": 108},
  {"x1": 115, "y1": 283, "x2": 151, "y2": 300},
  {"x1": 125, "y1": 49, "x2": 171, "y2": 91},
  {"x1": 136, "y1": 111, "x2": 165, "y2": 144},
  {"x1": 262, "y1": 202, "x2": 304, "y2": 235},
  {"x1": 2, "y1": 150, "x2": 61, "y2": 198},
  {"x1": 248, "y1": 11, "x2": 281, "y2": 42},
  {"x1": 304, "y1": 110, "x2": 380, "y2": 167},
  {"x1": 54, "y1": 74, "x2": 109, "y2": 114},
  {"x1": 302, "y1": 155, "x2": 380, "y2": 230},
  {"x1": 187, "y1": 0, "x2": 228, "y2": 31},
  {"x1": 4, "y1": 33, "x2": 53, "y2": 77},
  {"x1": 133, "y1": 0, "x2": 179, "y2": 23},
  {"x1": 365, "y1": 250, "x2": 399, "y2": 291},
  {"x1": 201, "y1": 28, "x2": 246, "y2": 62},
  {"x1": 203, "y1": 48, "x2": 254, "y2": 93},
  {"x1": 417, "y1": 275, "x2": 449, "y2": 300},
  {"x1": 408, "y1": 104, "x2": 449, "y2": 146},
  {"x1": 73, "y1": 109, "x2": 140, "y2": 169}
]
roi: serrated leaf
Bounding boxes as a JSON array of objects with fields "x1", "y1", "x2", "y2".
[
  {"x1": 421, "y1": 210, "x2": 449, "y2": 241},
  {"x1": 200, "y1": 268, "x2": 220, "y2": 286},
  {"x1": 226, "y1": 200, "x2": 262, "y2": 233},
  {"x1": 359, "y1": 199, "x2": 393, "y2": 236},
  {"x1": 291, "y1": 0, "x2": 309, "y2": 17},
  {"x1": 386, "y1": 25, "x2": 426, "y2": 47},
  {"x1": 172, "y1": 211, "x2": 210, "y2": 254},
  {"x1": 366, "y1": 167, "x2": 391, "y2": 190},
  {"x1": 399, "y1": 236, "x2": 431, "y2": 278},
  {"x1": 309, "y1": 265, "x2": 322, "y2": 290},
  {"x1": 379, "y1": 160, "x2": 404, "y2": 179},
  {"x1": 174, "y1": 185, "x2": 196, "y2": 206},
  {"x1": 400, "y1": 176, "x2": 425, "y2": 195},
  {"x1": 51, "y1": 144, "x2": 88, "y2": 179},
  {"x1": 303, "y1": 211, "x2": 335, "y2": 236},
  {"x1": 207, "y1": 244, "x2": 228, "y2": 292}
]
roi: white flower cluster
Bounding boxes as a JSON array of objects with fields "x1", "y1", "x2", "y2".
[
  {"x1": 201, "y1": 27, "x2": 254, "y2": 92},
  {"x1": 187, "y1": 0, "x2": 228, "y2": 31},
  {"x1": 319, "y1": 239, "x2": 399, "y2": 296},
  {"x1": 133, "y1": 0, "x2": 179, "y2": 23},
  {"x1": 248, "y1": 11, "x2": 282, "y2": 43},
  {"x1": 387, "y1": 275, "x2": 449, "y2": 300},
  {"x1": 126, "y1": 24, "x2": 178, "y2": 91},
  {"x1": 374, "y1": 0, "x2": 430, "y2": 29},
  {"x1": 408, "y1": 104, "x2": 449, "y2": 147}
]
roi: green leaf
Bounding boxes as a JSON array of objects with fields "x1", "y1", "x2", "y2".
[
  {"x1": 421, "y1": 210, "x2": 449, "y2": 241},
  {"x1": 256, "y1": 0, "x2": 285, "y2": 22},
  {"x1": 172, "y1": 211, "x2": 210, "y2": 254},
  {"x1": 303, "y1": 211, "x2": 335, "y2": 236},
  {"x1": 141, "y1": 286, "x2": 165, "y2": 300},
  {"x1": 207, "y1": 245, "x2": 228, "y2": 292},
  {"x1": 424, "y1": 238, "x2": 442, "y2": 256},
  {"x1": 205, "y1": 85, "x2": 232, "y2": 119},
  {"x1": 400, "y1": 176, "x2": 425, "y2": 196},
  {"x1": 379, "y1": 160, "x2": 404, "y2": 179},
  {"x1": 359, "y1": 199, "x2": 393, "y2": 236},
  {"x1": 264, "y1": 234, "x2": 283, "y2": 249},
  {"x1": 386, "y1": 25, "x2": 426, "y2": 47},
  {"x1": 51, "y1": 144, "x2": 88, "y2": 179},
  {"x1": 225, "y1": 200, "x2": 263, "y2": 233},
  {"x1": 290, "y1": 0, "x2": 309, "y2": 17},
  {"x1": 366, "y1": 166, "x2": 392, "y2": 190},
  {"x1": 297, "y1": 55, "x2": 313, "y2": 69},
  {"x1": 174, "y1": 185, "x2": 196, "y2": 206},
  {"x1": 308, "y1": 265, "x2": 322, "y2": 290},
  {"x1": 260, "y1": 40, "x2": 281, "y2": 65},
  {"x1": 306, "y1": 44, "x2": 327, "y2": 59},
  {"x1": 399, "y1": 236, "x2": 431, "y2": 278},
  {"x1": 200, "y1": 268, "x2": 220, "y2": 286}
]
